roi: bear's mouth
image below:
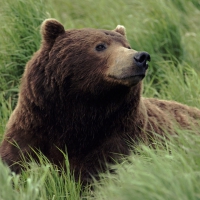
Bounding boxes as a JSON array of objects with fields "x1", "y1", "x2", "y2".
[
  {"x1": 121, "y1": 74, "x2": 145, "y2": 85},
  {"x1": 108, "y1": 74, "x2": 145, "y2": 86},
  {"x1": 122, "y1": 74, "x2": 145, "y2": 81}
]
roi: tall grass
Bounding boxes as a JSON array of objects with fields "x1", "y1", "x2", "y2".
[
  {"x1": 92, "y1": 130, "x2": 200, "y2": 200},
  {"x1": 0, "y1": 0, "x2": 50, "y2": 114},
  {"x1": 0, "y1": 0, "x2": 200, "y2": 199},
  {"x1": 0, "y1": 155, "x2": 83, "y2": 200}
]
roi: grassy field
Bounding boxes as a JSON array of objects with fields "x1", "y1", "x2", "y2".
[{"x1": 0, "y1": 0, "x2": 200, "y2": 199}]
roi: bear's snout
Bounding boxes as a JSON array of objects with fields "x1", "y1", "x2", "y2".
[
  {"x1": 106, "y1": 49, "x2": 151, "y2": 86},
  {"x1": 134, "y1": 52, "x2": 151, "y2": 70}
]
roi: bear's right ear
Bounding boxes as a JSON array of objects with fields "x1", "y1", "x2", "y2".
[
  {"x1": 41, "y1": 18, "x2": 65, "y2": 47},
  {"x1": 114, "y1": 25, "x2": 126, "y2": 37}
]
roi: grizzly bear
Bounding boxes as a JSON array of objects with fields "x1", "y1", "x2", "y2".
[{"x1": 0, "y1": 19, "x2": 200, "y2": 184}]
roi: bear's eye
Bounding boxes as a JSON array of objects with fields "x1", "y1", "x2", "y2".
[
  {"x1": 95, "y1": 44, "x2": 107, "y2": 51},
  {"x1": 127, "y1": 46, "x2": 131, "y2": 49}
]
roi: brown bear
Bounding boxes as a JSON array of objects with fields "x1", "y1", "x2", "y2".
[{"x1": 0, "y1": 19, "x2": 200, "y2": 184}]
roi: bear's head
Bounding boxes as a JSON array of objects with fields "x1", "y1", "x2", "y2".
[{"x1": 37, "y1": 19, "x2": 150, "y2": 100}]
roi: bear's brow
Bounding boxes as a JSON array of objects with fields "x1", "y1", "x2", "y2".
[
  {"x1": 103, "y1": 31, "x2": 116, "y2": 37},
  {"x1": 101, "y1": 30, "x2": 126, "y2": 44}
]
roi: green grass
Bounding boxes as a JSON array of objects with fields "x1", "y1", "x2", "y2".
[
  {"x1": 0, "y1": 0, "x2": 200, "y2": 199},
  {"x1": 92, "y1": 130, "x2": 200, "y2": 200},
  {"x1": 0, "y1": 154, "x2": 83, "y2": 200}
]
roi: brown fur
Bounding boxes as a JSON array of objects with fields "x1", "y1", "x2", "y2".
[{"x1": 0, "y1": 19, "x2": 200, "y2": 184}]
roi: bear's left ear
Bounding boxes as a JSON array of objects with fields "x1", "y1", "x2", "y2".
[
  {"x1": 114, "y1": 25, "x2": 126, "y2": 37},
  {"x1": 41, "y1": 18, "x2": 65, "y2": 48}
]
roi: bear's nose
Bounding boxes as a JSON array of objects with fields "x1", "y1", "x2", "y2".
[{"x1": 134, "y1": 52, "x2": 151, "y2": 69}]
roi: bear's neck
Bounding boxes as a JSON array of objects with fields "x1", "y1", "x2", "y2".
[
  {"x1": 64, "y1": 83, "x2": 142, "y2": 123},
  {"x1": 21, "y1": 81, "x2": 145, "y2": 156},
  {"x1": 54, "y1": 83, "x2": 145, "y2": 154}
]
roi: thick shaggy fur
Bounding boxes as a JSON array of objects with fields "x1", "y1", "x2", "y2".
[{"x1": 0, "y1": 19, "x2": 200, "y2": 184}]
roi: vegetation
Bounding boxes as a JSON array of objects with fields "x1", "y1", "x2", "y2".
[{"x1": 0, "y1": 0, "x2": 200, "y2": 199}]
